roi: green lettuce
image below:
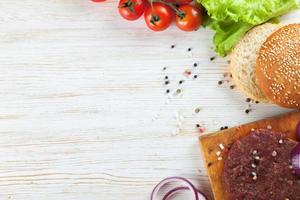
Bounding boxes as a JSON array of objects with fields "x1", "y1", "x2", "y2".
[{"x1": 198, "y1": 0, "x2": 300, "y2": 56}]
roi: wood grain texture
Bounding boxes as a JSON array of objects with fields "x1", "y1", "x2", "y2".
[
  {"x1": 200, "y1": 111, "x2": 300, "y2": 200},
  {"x1": 0, "y1": 1, "x2": 298, "y2": 199}
]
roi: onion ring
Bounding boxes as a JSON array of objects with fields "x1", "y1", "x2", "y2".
[{"x1": 151, "y1": 177, "x2": 208, "y2": 200}]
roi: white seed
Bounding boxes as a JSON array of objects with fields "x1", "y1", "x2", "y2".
[{"x1": 219, "y1": 143, "x2": 225, "y2": 150}]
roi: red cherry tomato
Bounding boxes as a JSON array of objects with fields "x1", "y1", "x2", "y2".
[
  {"x1": 176, "y1": 5, "x2": 202, "y2": 31},
  {"x1": 91, "y1": 0, "x2": 106, "y2": 2},
  {"x1": 144, "y1": 3, "x2": 173, "y2": 32},
  {"x1": 118, "y1": 0, "x2": 146, "y2": 21}
]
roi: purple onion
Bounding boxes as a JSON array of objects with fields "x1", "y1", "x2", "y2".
[
  {"x1": 291, "y1": 143, "x2": 300, "y2": 177},
  {"x1": 151, "y1": 177, "x2": 208, "y2": 200}
]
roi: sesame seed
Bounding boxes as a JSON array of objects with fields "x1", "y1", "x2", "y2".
[
  {"x1": 217, "y1": 157, "x2": 222, "y2": 161},
  {"x1": 267, "y1": 125, "x2": 272, "y2": 129},
  {"x1": 219, "y1": 143, "x2": 225, "y2": 150},
  {"x1": 216, "y1": 151, "x2": 221, "y2": 156},
  {"x1": 279, "y1": 139, "x2": 283, "y2": 144},
  {"x1": 272, "y1": 151, "x2": 277, "y2": 157}
]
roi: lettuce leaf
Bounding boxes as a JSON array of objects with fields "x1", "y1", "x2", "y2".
[{"x1": 199, "y1": 0, "x2": 300, "y2": 56}]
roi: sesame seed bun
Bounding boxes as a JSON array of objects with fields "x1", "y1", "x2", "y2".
[
  {"x1": 256, "y1": 24, "x2": 300, "y2": 108},
  {"x1": 230, "y1": 23, "x2": 280, "y2": 102}
]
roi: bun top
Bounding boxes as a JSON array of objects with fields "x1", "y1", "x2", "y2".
[{"x1": 256, "y1": 23, "x2": 300, "y2": 108}]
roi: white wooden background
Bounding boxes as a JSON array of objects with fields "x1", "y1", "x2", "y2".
[{"x1": 0, "y1": 1, "x2": 299, "y2": 199}]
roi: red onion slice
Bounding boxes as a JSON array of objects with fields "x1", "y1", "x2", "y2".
[
  {"x1": 162, "y1": 186, "x2": 208, "y2": 200},
  {"x1": 151, "y1": 177, "x2": 208, "y2": 200},
  {"x1": 291, "y1": 143, "x2": 300, "y2": 177}
]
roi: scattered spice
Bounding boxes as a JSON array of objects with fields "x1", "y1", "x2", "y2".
[
  {"x1": 165, "y1": 80, "x2": 170, "y2": 85},
  {"x1": 227, "y1": 60, "x2": 231, "y2": 64},
  {"x1": 207, "y1": 162, "x2": 213, "y2": 167},
  {"x1": 193, "y1": 75, "x2": 198, "y2": 79},
  {"x1": 251, "y1": 163, "x2": 256, "y2": 168},
  {"x1": 163, "y1": 67, "x2": 167, "y2": 71},
  {"x1": 171, "y1": 45, "x2": 175, "y2": 49},
  {"x1": 245, "y1": 109, "x2": 252, "y2": 114},
  {"x1": 246, "y1": 98, "x2": 252, "y2": 102},
  {"x1": 184, "y1": 70, "x2": 192, "y2": 77},
  {"x1": 217, "y1": 157, "x2": 223, "y2": 161},
  {"x1": 165, "y1": 76, "x2": 168, "y2": 80},
  {"x1": 272, "y1": 150, "x2": 277, "y2": 157},
  {"x1": 166, "y1": 89, "x2": 170, "y2": 93},
  {"x1": 188, "y1": 48, "x2": 192, "y2": 51},
  {"x1": 219, "y1": 143, "x2": 225, "y2": 150},
  {"x1": 255, "y1": 101, "x2": 260, "y2": 104},
  {"x1": 279, "y1": 139, "x2": 283, "y2": 144},
  {"x1": 218, "y1": 80, "x2": 223, "y2": 85},
  {"x1": 216, "y1": 151, "x2": 221, "y2": 156},
  {"x1": 193, "y1": 63, "x2": 198, "y2": 67},
  {"x1": 210, "y1": 56, "x2": 215, "y2": 61},
  {"x1": 194, "y1": 108, "x2": 201, "y2": 114},
  {"x1": 179, "y1": 80, "x2": 184, "y2": 84},
  {"x1": 230, "y1": 85, "x2": 236, "y2": 89},
  {"x1": 220, "y1": 126, "x2": 228, "y2": 130},
  {"x1": 196, "y1": 124, "x2": 200, "y2": 128},
  {"x1": 267, "y1": 125, "x2": 272, "y2": 130},
  {"x1": 176, "y1": 88, "x2": 182, "y2": 94}
]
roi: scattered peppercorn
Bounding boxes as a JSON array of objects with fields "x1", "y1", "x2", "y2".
[
  {"x1": 176, "y1": 89, "x2": 181, "y2": 94},
  {"x1": 165, "y1": 76, "x2": 168, "y2": 80},
  {"x1": 193, "y1": 63, "x2": 198, "y2": 67},
  {"x1": 163, "y1": 67, "x2": 167, "y2": 71},
  {"x1": 165, "y1": 80, "x2": 169, "y2": 85},
  {"x1": 220, "y1": 127, "x2": 224, "y2": 130},
  {"x1": 245, "y1": 109, "x2": 251, "y2": 114},
  {"x1": 246, "y1": 98, "x2": 251, "y2": 102},
  {"x1": 227, "y1": 60, "x2": 231, "y2": 64},
  {"x1": 230, "y1": 85, "x2": 236, "y2": 89},
  {"x1": 193, "y1": 75, "x2": 198, "y2": 79},
  {"x1": 166, "y1": 89, "x2": 170, "y2": 93},
  {"x1": 255, "y1": 101, "x2": 259, "y2": 104},
  {"x1": 207, "y1": 162, "x2": 213, "y2": 167},
  {"x1": 224, "y1": 126, "x2": 228, "y2": 129},
  {"x1": 195, "y1": 108, "x2": 201, "y2": 113},
  {"x1": 230, "y1": 74, "x2": 233, "y2": 78},
  {"x1": 179, "y1": 80, "x2": 184, "y2": 84},
  {"x1": 210, "y1": 56, "x2": 215, "y2": 61},
  {"x1": 218, "y1": 80, "x2": 223, "y2": 85},
  {"x1": 188, "y1": 48, "x2": 192, "y2": 51},
  {"x1": 196, "y1": 124, "x2": 200, "y2": 128},
  {"x1": 171, "y1": 45, "x2": 175, "y2": 49}
]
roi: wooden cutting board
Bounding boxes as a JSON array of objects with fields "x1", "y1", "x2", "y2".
[{"x1": 199, "y1": 111, "x2": 300, "y2": 200}]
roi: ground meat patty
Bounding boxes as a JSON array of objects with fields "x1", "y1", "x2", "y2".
[{"x1": 224, "y1": 129, "x2": 300, "y2": 200}]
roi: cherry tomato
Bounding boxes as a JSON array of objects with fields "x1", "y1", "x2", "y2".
[
  {"x1": 176, "y1": 5, "x2": 203, "y2": 31},
  {"x1": 91, "y1": 0, "x2": 106, "y2": 2},
  {"x1": 144, "y1": 3, "x2": 173, "y2": 32},
  {"x1": 118, "y1": 0, "x2": 146, "y2": 21}
]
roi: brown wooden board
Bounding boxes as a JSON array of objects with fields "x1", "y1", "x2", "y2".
[{"x1": 199, "y1": 111, "x2": 300, "y2": 200}]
